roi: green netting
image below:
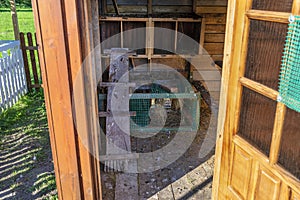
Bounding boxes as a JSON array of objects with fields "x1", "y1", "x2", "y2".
[
  {"x1": 130, "y1": 84, "x2": 171, "y2": 129},
  {"x1": 279, "y1": 15, "x2": 300, "y2": 113}
]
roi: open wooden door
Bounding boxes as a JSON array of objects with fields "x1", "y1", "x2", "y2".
[{"x1": 213, "y1": 0, "x2": 300, "y2": 199}]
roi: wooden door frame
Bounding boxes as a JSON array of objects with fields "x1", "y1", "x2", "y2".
[
  {"x1": 212, "y1": 0, "x2": 300, "y2": 199},
  {"x1": 32, "y1": 0, "x2": 102, "y2": 199}
]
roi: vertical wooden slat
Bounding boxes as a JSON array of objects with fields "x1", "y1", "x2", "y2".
[
  {"x1": 1, "y1": 58, "x2": 7, "y2": 109},
  {"x1": 102, "y1": 0, "x2": 107, "y2": 15},
  {"x1": 31, "y1": 0, "x2": 63, "y2": 198},
  {"x1": 112, "y1": 0, "x2": 120, "y2": 15},
  {"x1": 4, "y1": 56, "x2": 13, "y2": 107},
  {"x1": 13, "y1": 49, "x2": 21, "y2": 95},
  {"x1": 0, "y1": 59, "x2": 6, "y2": 108},
  {"x1": 10, "y1": 50, "x2": 19, "y2": 102},
  {"x1": 175, "y1": 21, "x2": 178, "y2": 52},
  {"x1": 211, "y1": 0, "x2": 236, "y2": 198},
  {"x1": 63, "y1": 0, "x2": 101, "y2": 198},
  {"x1": 27, "y1": 32, "x2": 39, "y2": 85},
  {"x1": 32, "y1": 0, "x2": 83, "y2": 198},
  {"x1": 17, "y1": 50, "x2": 24, "y2": 94},
  {"x1": 292, "y1": 0, "x2": 300, "y2": 14},
  {"x1": 19, "y1": 32, "x2": 31, "y2": 91},
  {"x1": 199, "y1": 17, "x2": 206, "y2": 54},
  {"x1": 18, "y1": 48, "x2": 27, "y2": 94},
  {"x1": 10, "y1": 0, "x2": 20, "y2": 40},
  {"x1": 192, "y1": 0, "x2": 197, "y2": 13},
  {"x1": 0, "y1": 58, "x2": 9, "y2": 109},
  {"x1": 34, "y1": 33, "x2": 42, "y2": 86},
  {"x1": 121, "y1": 21, "x2": 124, "y2": 48},
  {"x1": 146, "y1": 18, "x2": 154, "y2": 61},
  {"x1": 90, "y1": 0, "x2": 102, "y2": 198},
  {"x1": 148, "y1": 0, "x2": 153, "y2": 15},
  {"x1": 269, "y1": 103, "x2": 286, "y2": 165}
]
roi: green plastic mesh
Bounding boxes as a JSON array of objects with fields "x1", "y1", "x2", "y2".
[
  {"x1": 130, "y1": 84, "x2": 168, "y2": 128},
  {"x1": 279, "y1": 15, "x2": 300, "y2": 113}
]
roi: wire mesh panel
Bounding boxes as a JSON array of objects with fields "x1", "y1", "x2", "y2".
[
  {"x1": 99, "y1": 91, "x2": 200, "y2": 133},
  {"x1": 129, "y1": 84, "x2": 200, "y2": 132}
]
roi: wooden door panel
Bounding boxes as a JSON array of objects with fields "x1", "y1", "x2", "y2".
[
  {"x1": 254, "y1": 167, "x2": 281, "y2": 200},
  {"x1": 229, "y1": 145, "x2": 253, "y2": 199},
  {"x1": 291, "y1": 190, "x2": 300, "y2": 200},
  {"x1": 212, "y1": 0, "x2": 300, "y2": 199}
]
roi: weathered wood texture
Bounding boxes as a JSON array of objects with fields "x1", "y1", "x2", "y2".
[
  {"x1": 105, "y1": 0, "x2": 193, "y2": 14},
  {"x1": 32, "y1": 0, "x2": 102, "y2": 199},
  {"x1": 196, "y1": 0, "x2": 227, "y2": 62},
  {"x1": 19, "y1": 32, "x2": 42, "y2": 91},
  {"x1": 106, "y1": 49, "x2": 131, "y2": 171},
  {"x1": 100, "y1": 0, "x2": 227, "y2": 62}
]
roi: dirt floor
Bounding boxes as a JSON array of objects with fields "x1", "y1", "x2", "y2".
[{"x1": 101, "y1": 81, "x2": 217, "y2": 200}]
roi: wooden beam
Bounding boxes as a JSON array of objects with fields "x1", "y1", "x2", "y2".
[
  {"x1": 99, "y1": 17, "x2": 201, "y2": 22},
  {"x1": 148, "y1": 0, "x2": 152, "y2": 15},
  {"x1": 102, "y1": 0, "x2": 107, "y2": 15},
  {"x1": 239, "y1": 77, "x2": 278, "y2": 101},
  {"x1": 10, "y1": 0, "x2": 20, "y2": 40},
  {"x1": 197, "y1": 0, "x2": 228, "y2": 6},
  {"x1": 199, "y1": 17, "x2": 206, "y2": 54},
  {"x1": 246, "y1": 10, "x2": 290, "y2": 23},
  {"x1": 112, "y1": 0, "x2": 120, "y2": 15},
  {"x1": 99, "y1": 111, "x2": 136, "y2": 117},
  {"x1": 196, "y1": 6, "x2": 227, "y2": 14},
  {"x1": 192, "y1": 0, "x2": 197, "y2": 13}
]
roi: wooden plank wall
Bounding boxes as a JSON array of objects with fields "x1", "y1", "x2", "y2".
[
  {"x1": 105, "y1": 0, "x2": 193, "y2": 14},
  {"x1": 101, "y1": 0, "x2": 227, "y2": 63},
  {"x1": 196, "y1": 0, "x2": 227, "y2": 62}
]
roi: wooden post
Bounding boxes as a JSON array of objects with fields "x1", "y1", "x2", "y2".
[
  {"x1": 192, "y1": 0, "x2": 197, "y2": 13},
  {"x1": 19, "y1": 32, "x2": 31, "y2": 91},
  {"x1": 112, "y1": 0, "x2": 120, "y2": 15},
  {"x1": 148, "y1": 0, "x2": 152, "y2": 16},
  {"x1": 10, "y1": 0, "x2": 20, "y2": 40},
  {"x1": 27, "y1": 33, "x2": 39, "y2": 86}
]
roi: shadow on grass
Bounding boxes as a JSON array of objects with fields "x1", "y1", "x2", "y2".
[{"x1": 0, "y1": 92, "x2": 57, "y2": 200}]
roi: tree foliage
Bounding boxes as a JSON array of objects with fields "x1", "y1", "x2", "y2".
[{"x1": 0, "y1": 0, "x2": 32, "y2": 8}]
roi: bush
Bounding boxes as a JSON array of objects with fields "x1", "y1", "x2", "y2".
[{"x1": 0, "y1": 0, "x2": 32, "y2": 8}]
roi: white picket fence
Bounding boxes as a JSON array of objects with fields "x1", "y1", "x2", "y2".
[{"x1": 0, "y1": 41, "x2": 27, "y2": 112}]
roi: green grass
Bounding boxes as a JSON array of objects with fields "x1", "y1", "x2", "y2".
[
  {"x1": 0, "y1": 8, "x2": 35, "y2": 40},
  {"x1": 0, "y1": 8, "x2": 42, "y2": 87},
  {"x1": 0, "y1": 6, "x2": 56, "y2": 199},
  {"x1": 0, "y1": 92, "x2": 58, "y2": 199}
]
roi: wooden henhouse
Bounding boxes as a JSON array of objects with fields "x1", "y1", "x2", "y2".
[{"x1": 32, "y1": 0, "x2": 300, "y2": 199}]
